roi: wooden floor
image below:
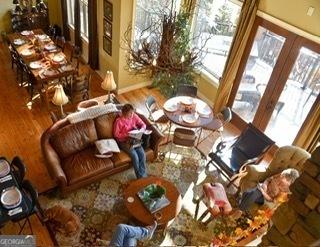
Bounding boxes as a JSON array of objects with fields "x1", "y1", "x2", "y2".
[{"x1": 0, "y1": 41, "x2": 240, "y2": 245}]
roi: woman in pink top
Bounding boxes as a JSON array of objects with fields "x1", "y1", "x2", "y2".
[{"x1": 113, "y1": 104, "x2": 147, "y2": 178}]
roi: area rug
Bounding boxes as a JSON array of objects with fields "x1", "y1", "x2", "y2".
[{"x1": 38, "y1": 145, "x2": 261, "y2": 246}]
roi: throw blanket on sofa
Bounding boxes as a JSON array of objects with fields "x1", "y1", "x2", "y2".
[{"x1": 67, "y1": 103, "x2": 119, "y2": 124}]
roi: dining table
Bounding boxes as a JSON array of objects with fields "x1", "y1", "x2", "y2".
[
  {"x1": 0, "y1": 157, "x2": 30, "y2": 227},
  {"x1": 7, "y1": 29, "x2": 77, "y2": 85},
  {"x1": 163, "y1": 96, "x2": 222, "y2": 148}
]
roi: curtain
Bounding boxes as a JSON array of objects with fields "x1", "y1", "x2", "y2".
[
  {"x1": 88, "y1": 0, "x2": 99, "y2": 69},
  {"x1": 294, "y1": 97, "x2": 320, "y2": 153},
  {"x1": 74, "y1": 0, "x2": 82, "y2": 50},
  {"x1": 213, "y1": 0, "x2": 260, "y2": 113},
  {"x1": 60, "y1": 0, "x2": 70, "y2": 40}
]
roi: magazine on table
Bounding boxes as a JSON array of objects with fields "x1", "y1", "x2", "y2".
[{"x1": 137, "y1": 184, "x2": 170, "y2": 214}]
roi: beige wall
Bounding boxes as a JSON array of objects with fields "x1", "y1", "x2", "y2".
[
  {"x1": 259, "y1": 0, "x2": 320, "y2": 37},
  {"x1": 0, "y1": 1, "x2": 61, "y2": 33}
]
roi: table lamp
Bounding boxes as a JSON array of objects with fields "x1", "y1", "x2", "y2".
[
  {"x1": 101, "y1": 71, "x2": 117, "y2": 103},
  {"x1": 52, "y1": 84, "x2": 69, "y2": 117}
]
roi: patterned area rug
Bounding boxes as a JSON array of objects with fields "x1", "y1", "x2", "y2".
[{"x1": 39, "y1": 145, "x2": 237, "y2": 246}]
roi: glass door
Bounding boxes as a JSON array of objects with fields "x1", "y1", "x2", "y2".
[
  {"x1": 265, "y1": 43, "x2": 320, "y2": 146},
  {"x1": 228, "y1": 17, "x2": 320, "y2": 147},
  {"x1": 232, "y1": 26, "x2": 286, "y2": 123}
]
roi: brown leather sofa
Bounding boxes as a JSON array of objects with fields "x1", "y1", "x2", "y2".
[{"x1": 41, "y1": 112, "x2": 164, "y2": 195}]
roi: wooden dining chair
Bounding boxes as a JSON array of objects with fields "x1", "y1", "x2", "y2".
[
  {"x1": 69, "y1": 72, "x2": 91, "y2": 104},
  {"x1": 168, "y1": 128, "x2": 197, "y2": 160},
  {"x1": 55, "y1": 36, "x2": 66, "y2": 51},
  {"x1": 176, "y1": 84, "x2": 198, "y2": 97},
  {"x1": 197, "y1": 107, "x2": 232, "y2": 145}
]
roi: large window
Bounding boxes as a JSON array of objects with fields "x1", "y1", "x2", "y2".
[
  {"x1": 193, "y1": 0, "x2": 241, "y2": 79},
  {"x1": 66, "y1": 0, "x2": 89, "y2": 39},
  {"x1": 134, "y1": 0, "x2": 181, "y2": 49}
]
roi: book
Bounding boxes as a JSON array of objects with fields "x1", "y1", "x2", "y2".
[
  {"x1": 128, "y1": 129, "x2": 152, "y2": 140},
  {"x1": 95, "y1": 139, "x2": 120, "y2": 154},
  {"x1": 137, "y1": 184, "x2": 170, "y2": 214}
]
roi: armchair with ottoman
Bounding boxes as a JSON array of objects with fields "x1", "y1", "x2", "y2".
[{"x1": 41, "y1": 111, "x2": 164, "y2": 195}]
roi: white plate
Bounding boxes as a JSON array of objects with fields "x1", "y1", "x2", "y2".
[
  {"x1": 21, "y1": 49, "x2": 33, "y2": 56},
  {"x1": 60, "y1": 64, "x2": 74, "y2": 72},
  {"x1": 0, "y1": 159, "x2": 10, "y2": 178},
  {"x1": 44, "y1": 43, "x2": 56, "y2": 51},
  {"x1": 1, "y1": 187, "x2": 22, "y2": 209},
  {"x1": 197, "y1": 106, "x2": 211, "y2": 116},
  {"x1": 29, "y1": 61, "x2": 42, "y2": 69},
  {"x1": 36, "y1": 34, "x2": 49, "y2": 41},
  {"x1": 180, "y1": 97, "x2": 193, "y2": 105},
  {"x1": 13, "y1": 39, "x2": 25, "y2": 46},
  {"x1": 127, "y1": 197, "x2": 134, "y2": 203},
  {"x1": 182, "y1": 114, "x2": 198, "y2": 123},
  {"x1": 52, "y1": 54, "x2": 65, "y2": 63},
  {"x1": 164, "y1": 103, "x2": 178, "y2": 112},
  {"x1": 21, "y1": 30, "x2": 32, "y2": 36}
]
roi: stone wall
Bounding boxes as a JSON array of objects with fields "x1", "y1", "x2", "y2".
[{"x1": 260, "y1": 147, "x2": 320, "y2": 246}]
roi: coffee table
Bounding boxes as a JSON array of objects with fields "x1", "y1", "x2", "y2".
[{"x1": 123, "y1": 176, "x2": 182, "y2": 228}]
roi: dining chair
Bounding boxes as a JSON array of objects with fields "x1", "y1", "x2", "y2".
[
  {"x1": 11, "y1": 156, "x2": 26, "y2": 184},
  {"x1": 206, "y1": 123, "x2": 275, "y2": 180},
  {"x1": 12, "y1": 180, "x2": 45, "y2": 235},
  {"x1": 55, "y1": 36, "x2": 66, "y2": 51},
  {"x1": 197, "y1": 107, "x2": 232, "y2": 146},
  {"x1": 69, "y1": 72, "x2": 91, "y2": 104},
  {"x1": 145, "y1": 95, "x2": 169, "y2": 133},
  {"x1": 176, "y1": 84, "x2": 198, "y2": 97},
  {"x1": 168, "y1": 128, "x2": 197, "y2": 160}
]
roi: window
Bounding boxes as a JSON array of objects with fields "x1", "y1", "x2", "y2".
[
  {"x1": 66, "y1": 0, "x2": 89, "y2": 39},
  {"x1": 193, "y1": 0, "x2": 241, "y2": 79},
  {"x1": 134, "y1": 0, "x2": 181, "y2": 49}
]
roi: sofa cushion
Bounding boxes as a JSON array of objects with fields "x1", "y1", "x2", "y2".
[
  {"x1": 50, "y1": 119, "x2": 98, "y2": 159},
  {"x1": 62, "y1": 146, "x2": 114, "y2": 185},
  {"x1": 94, "y1": 113, "x2": 118, "y2": 139}
]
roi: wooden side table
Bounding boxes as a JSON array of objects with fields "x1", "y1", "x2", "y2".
[{"x1": 123, "y1": 176, "x2": 182, "y2": 229}]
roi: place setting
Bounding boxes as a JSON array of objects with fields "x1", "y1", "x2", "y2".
[{"x1": 13, "y1": 38, "x2": 26, "y2": 46}]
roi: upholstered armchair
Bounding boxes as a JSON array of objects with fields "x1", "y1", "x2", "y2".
[{"x1": 236, "y1": 145, "x2": 311, "y2": 193}]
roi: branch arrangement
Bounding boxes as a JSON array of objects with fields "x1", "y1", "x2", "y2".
[{"x1": 122, "y1": 0, "x2": 211, "y2": 97}]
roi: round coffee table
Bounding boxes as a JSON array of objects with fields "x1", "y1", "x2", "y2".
[{"x1": 123, "y1": 176, "x2": 182, "y2": 227}]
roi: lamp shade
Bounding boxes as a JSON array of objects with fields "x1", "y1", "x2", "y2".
[
  {"x1": 101, "y1": 71, "x2": 116, "y2": 91},
  {"x1": 14, "y1": 4, "x2": 22, "y2": 13},
  {"x1": 52, "y1": 85, "x2": 69, "y2": 106}
]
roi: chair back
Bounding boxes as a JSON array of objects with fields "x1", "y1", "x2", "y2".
[
  {"x1": 221, "y1": 107, "x2": 232, "y2": 123},
  {"x1": 145, "y1": 95, "x2": 158, "y2": 115},
  {"x1": 264, "y1": 145, "x2": 310, "y2": 178},
  {"x1": 70, "y1": 73, "x2": 91, "y2": 103},
  {"x1": 173, "y1": 128, "x2": 196, "y2": 147},
  {"x1": 233, "y1": 123, "x2": 275, "y2": 161},
  {"x1": 11, "y1": 156, "x2": 26, "y2": 184},
  {"x1": 176, "y1": 84, "x2": 198, "y2": 97},
  {"x1": 55, "y1": 36, "x2": 66, "y2": 51}
]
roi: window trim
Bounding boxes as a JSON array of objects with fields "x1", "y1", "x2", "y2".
[{"x1": 66, "y1": 0, "x2": 89, "y2": 40}]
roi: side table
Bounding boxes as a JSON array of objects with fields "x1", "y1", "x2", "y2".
[{"x1": 123, "y1": 176, "x2": 182, "y2": 231}]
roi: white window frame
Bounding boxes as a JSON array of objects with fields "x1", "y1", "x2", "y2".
[{"x1": 66, "y1": 0, "x2": 89, "y2": 39}]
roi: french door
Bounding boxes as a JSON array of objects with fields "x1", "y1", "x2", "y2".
[{"x1": 228, "y1": 17, "x2": 320, "y2": 146}]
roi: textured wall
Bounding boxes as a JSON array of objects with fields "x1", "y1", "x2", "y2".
[{"x1": 260, "y1": 147, "x2": 320, "y2": 246}]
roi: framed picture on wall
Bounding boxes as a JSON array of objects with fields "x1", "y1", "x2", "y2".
[
  {"x1": 104, "y1": 0, "x2": 113, "y2": 22},
  {"x1": 103, "y1": 36, "x2": 112, "y2": 56},
  {"x1": 104, "y1": 18, "x2": 112, "y2": 39}
]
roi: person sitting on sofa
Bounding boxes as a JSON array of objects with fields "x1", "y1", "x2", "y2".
[
  {"x1": 113, "y1": 103, "x2": 148, "y2": 178},
  {"x1": 238, "y1": 168, "x2": 299, "y2": 213}
]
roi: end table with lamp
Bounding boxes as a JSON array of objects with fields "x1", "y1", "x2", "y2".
[
  {"x1": 101, "y1": 70, "x2": 117, "y2": 104},
  {"x1": 52, "y1": 84, "x2": 69, "y2": 118}
]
